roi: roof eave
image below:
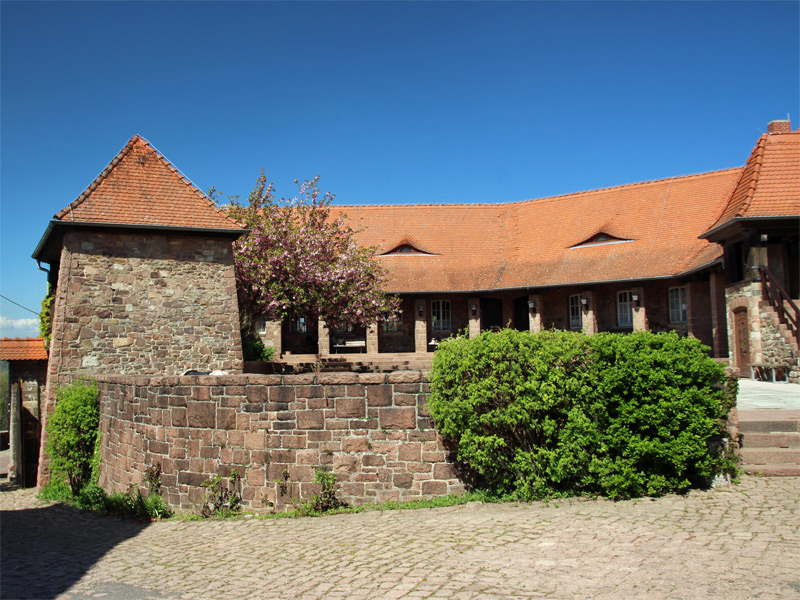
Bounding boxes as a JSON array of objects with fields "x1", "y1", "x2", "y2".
[
  {"x1": 700, "y1": 215, "x2": 800, "y2": 242},
  {"x1": 33, "y1": 220, "x2": 249, "y2": 263},
  {"x1": 385, "y1": 268, "x2": 720, "y2": 295}
]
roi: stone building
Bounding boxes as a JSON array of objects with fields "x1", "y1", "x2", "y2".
[
  {"x1": 0, "y1": 337, "x2": 48, "y2": 486},
  {"x1": 701, "y1": 120, "x2": 800, "y2": 382},
  {"x1": 32, "y1": 136, "x2": 247, "y2": 484},
  {"x1": 260, "y1": 121, "x2": 798, "y2": 382}
]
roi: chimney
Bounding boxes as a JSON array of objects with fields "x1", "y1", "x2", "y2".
[{"x1": 767, "y1": 119, "x2": 791, "y2": 134}]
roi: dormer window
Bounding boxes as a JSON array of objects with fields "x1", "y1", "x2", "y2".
[
  {"x1": 380, "y1": 243, "x2": 435, "y2": 256},
  {"x1": 570, "y1": 232, "x2": 632, "y2": 249}
]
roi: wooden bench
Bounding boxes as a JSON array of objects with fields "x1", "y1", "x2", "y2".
[{"x1": 332, "y1": 340, "x2": 366, "y2": 353}]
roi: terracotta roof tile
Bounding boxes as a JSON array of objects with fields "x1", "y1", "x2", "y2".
[
  {"x1": 710, "y1": 130, "x2": 800, "y2": 229},
  {"x1": 54, "y1": 136, "x2": 243, "y2": 231},
  {"x1": 0, "y1": 338, "x2": 48, "y2": 361},
  {"x1": 333, "y1": 168, "x2": 743, "y2": 292}
]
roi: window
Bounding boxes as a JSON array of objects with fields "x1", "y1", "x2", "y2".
[
  {"x1": 383, "y1": 313, "x2": 403, "y2": 333},
  {"x1": 617, "y1": 291, "x2": 633, "y2": 327},
  {"x1": 568, "y1": 295, "x2": 583, "y2": 330},
  {"x1": 290, "y1": 316, "x2": 308, "y2": 334},
  {"x1": 431, "y1": 300, "x2": 451, "y2": 332},
  {"x1": 257, "y1": 316, "x2": 267, "y2": 335},
  {"x1": 669, "y1": 287, "x2": 687, "y2": 323},
  {"x1": 332, "y1": 322, "x2": 353, "y2": 334}
]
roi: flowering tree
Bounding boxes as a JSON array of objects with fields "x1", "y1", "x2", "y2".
[{"x1": 223, "y1": 172, "x2": 398, "y2": 331}]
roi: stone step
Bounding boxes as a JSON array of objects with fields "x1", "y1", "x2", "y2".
[
  {"x1": 738, "y1": 420, "x2": 799, "y2": 434},
  {"x1": 739, "y1": 432, "x2": 800, "y2": 448},
  {"x1": 742, "y1": 463, "x2": 800, "y2": 476},
  {"x1": 739, "y1": 447, "x2": 800, "y2": 465}
]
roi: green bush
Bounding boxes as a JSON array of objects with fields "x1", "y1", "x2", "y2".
[
  {"x1": 242, "y1": 334, "x2": 276, "y2": 362},
  {"x1": 429, "y1": 329, "x2": 737, "y2": 500},
  {"x1": 46, "y1": 379, "x2": 100, "y2": 494}
]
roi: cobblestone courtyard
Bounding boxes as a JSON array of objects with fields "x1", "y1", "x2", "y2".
[{"x1": 1, "y1": 476, "x2": 798, "y2": 600}]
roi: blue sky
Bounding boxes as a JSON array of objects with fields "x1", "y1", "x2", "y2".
[{"x1": 1, "y1": 1, "x2": 798, "y2": 338}]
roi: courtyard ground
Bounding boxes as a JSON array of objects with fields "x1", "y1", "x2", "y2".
[{"x1": 1, "y1": 475, "x2": 799, "y2": 600}]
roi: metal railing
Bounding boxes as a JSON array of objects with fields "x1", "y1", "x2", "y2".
[{"x1": 757, "y1": 265, "x2": 800, "y2": 346}]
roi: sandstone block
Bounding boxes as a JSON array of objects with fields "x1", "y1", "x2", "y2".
[
  {"x1": 336, "y1": 398, "x2": 365, "y2": 419},
  {"x1": 187, "y1": 402, "x2": 216, "y2": 428},
  {"x1": 380, "y1": 407, "x2": 416, "y2": 429}
]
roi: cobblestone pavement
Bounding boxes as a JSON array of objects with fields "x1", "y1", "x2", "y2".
[{"x1": 2, "y1": 476, "x2": 799, "y2": 600}]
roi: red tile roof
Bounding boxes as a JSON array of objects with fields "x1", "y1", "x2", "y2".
[
  {"x1": 333, "y1": 168, "x2": 743, "y2": 293},
  {"x1": 54, "y1": 136, "x2": 243, "y2": 231},
  {"x1": 709, "y1": 129, "x2": 800, "y2": 230},
  {"x1": 0, "y1": 338, "x2": 48, "y2": 361}
]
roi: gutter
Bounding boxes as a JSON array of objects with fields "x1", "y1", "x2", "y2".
[{"x1": 32, "y1": 220, "x2": 250, "y2": 262}]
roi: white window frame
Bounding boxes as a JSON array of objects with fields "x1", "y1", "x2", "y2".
[
  {"x1": 617, "y1": 291, "x2": 633, "y2": 327},
  {"x1": 332, "y1": 321, "x2": 353, "y2": 334},
  {"x1": 568, "y1": 294, "x2": 583, "y2": 330},
  {"x1": 257, "y1": 316, "x2": 267, "y2": 335},
  {"x1": 431, "y1": 300, "x2": 451, "y2": 332},
  {"x1": 669, "y1": 287, "x2": 687, "y2": 324}
]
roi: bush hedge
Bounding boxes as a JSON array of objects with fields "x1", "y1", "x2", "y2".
[
  {"x1": 429, "y1": 329, "x2": 737, "y2": 500},
  {"x1": 46, "y1": 378, "x2": 100, "y2": 494}
]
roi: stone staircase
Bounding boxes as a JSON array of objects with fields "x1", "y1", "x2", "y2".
[{"x1": 738, "y1": 409, "x2": 800, "y2": 476}]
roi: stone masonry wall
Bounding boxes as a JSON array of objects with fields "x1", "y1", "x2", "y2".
[
  {"x1": 96, "y1": 371, "x2": 465, "y2": 512},
  {"x1": 38, "y1": 230, "x2": 244, "y2": 485}
]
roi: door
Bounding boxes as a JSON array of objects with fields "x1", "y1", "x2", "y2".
[
  {"x1": 513, "y1": 296, "x2": 530, "y2": 331},
  {"x1": 480, "y1": 298, "x2": 503, "y2": 331},
  {"x1": 734, "y1": 309, "x2": 750, "y2": 374}
]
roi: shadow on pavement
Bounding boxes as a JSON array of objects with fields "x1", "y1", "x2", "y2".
[{"x1": 1, "y1": 501, "x2": 150, "y2": 599}]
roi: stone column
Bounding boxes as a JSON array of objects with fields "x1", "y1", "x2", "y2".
[
  {"x1": 9, "y1": 381, "x2": 21, "y2": 484},
  {"x1": 414, "y1": 300, "x2": 428, "y2": 353},
  {"x1": 631, "y1": 286, "x2": 649, "y2": 331},
  {"x1": 582, "y1": 291, "x2": 599, "y2": 334},
  {"x1": 468, "y1": 297, "x2": 481, "y2": 338},
  {"x1": 366, "y1": 322, "x2": 379, "y2": 354},
  {"x1": 709, "y1": 273, "x2": 727, "y2": 358},
  {"x1": 318, "y1": 319, "x2": 331, "y2": 357},
  {"x1": 529, "y1": 294, "x2": 543, "y2": 333}
]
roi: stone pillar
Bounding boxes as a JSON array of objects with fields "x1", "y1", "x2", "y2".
[
  {"x1": 529, "y1": 294, "x2": 543, "y2": 333},
  {"x1": 631, "y1": 286, "x2": 649, "y2": 331},
  {"x1": 318, "y1": 319, "x2": 331, "y2": 357},
  {"x1": 709, "y1": 273, "x2": 727, "y2": 358},
  {"x1": 468, "y1": 297, "x2": 481, "y2": 338},
  {"x1": 366, "y1": 322, "x2": 379, "y2": 354},
  {"x1": 414, "y1": 300, "x2": 427, "y2": 353},
  {"x1": 582, "y1": 291, "x2": 599, "y2": 334},
  {"x1": 261, "y1": 320, "x2": 282, "y2": 357},
  {"x1": 9, "y1": 381, "x2": 21, "y2": 484}
]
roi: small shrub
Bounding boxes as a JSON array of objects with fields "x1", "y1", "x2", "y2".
[
  {"x1": 46, "y1": 379, "x2": 100, "y2": 494},
  {"x1": 310, "y1": 469, "x2": 347, "y2": 513},
  {"x1": 430, "y1": 329, "x2": 737, "y2": 501},
  {"x1": 200, "y1": 470, "x2": 242, "y2": 517}
]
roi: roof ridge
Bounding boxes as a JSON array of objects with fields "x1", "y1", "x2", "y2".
[
  {"x1": 331, "y1": 167, "x2": 744, "y2": 209},
  {"x1": 143, "y1": 139, "x2": 243, "y2": 228},
  {"x1": 55, "y1": 136, "x2": 140, "y2": 220},
  {"x1": 55, "y1": 136, "x2": 242, "y2": 228},
  {"x1": 738, "y1": 135, "x2": 767, "y2": 217},
  {"x1": 0, "y1": 337, "x2": 45, "y2": 342}
]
